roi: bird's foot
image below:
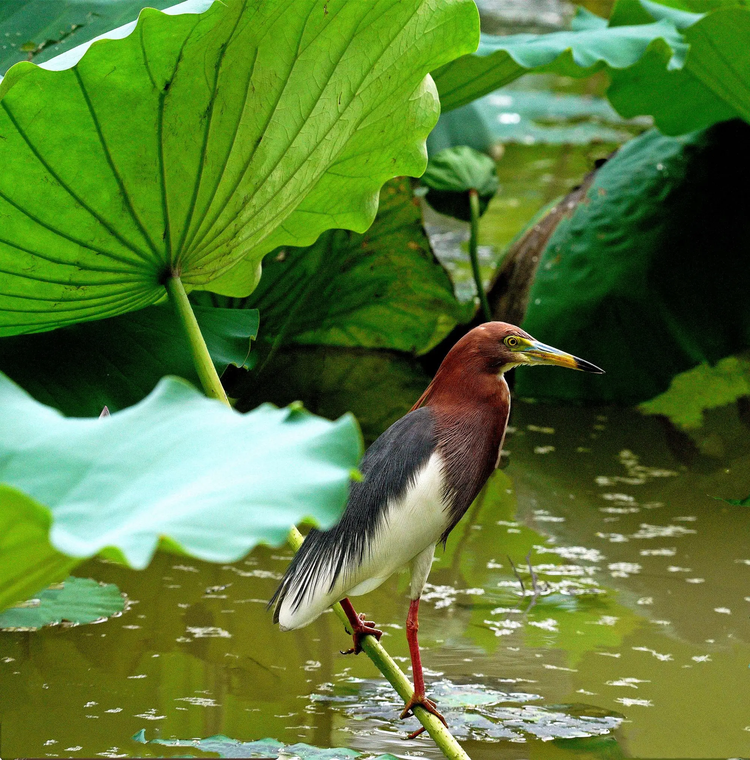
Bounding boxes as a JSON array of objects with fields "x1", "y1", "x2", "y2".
[
  {"x1": 400, "y1": 693, "x2": 448, "y2": 739},
  {"x1": 340, "y1": 613, "x2": 382, "y2": 655}
]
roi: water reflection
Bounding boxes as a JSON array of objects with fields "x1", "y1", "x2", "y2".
[{"x1": 1, "y1": 397, "x2": 748, "y2": 758}]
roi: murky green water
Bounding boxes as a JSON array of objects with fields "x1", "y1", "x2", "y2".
[{"x1": 2, "y1": 396, "x2": 748, "y2": 759}]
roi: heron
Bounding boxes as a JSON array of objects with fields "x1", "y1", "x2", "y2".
[{"x1": 271, "y1": 322, "x2": 603, "y2": 735}]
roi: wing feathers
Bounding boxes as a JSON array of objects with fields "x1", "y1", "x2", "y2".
[{"x1": 271, "y1": 407, "x2": 440, "y2": 630}]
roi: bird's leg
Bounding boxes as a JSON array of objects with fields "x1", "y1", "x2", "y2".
[
  {"x1": 400, "y1": 597, "x2": 448, "y2": 739},
  {"x1": 339, "y1": 597, "x2": 382, "y2": 655}
]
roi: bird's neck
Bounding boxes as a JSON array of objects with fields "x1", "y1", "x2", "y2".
[{"x1": 411, "y1": 356, "x2": 510, "y2": 416}]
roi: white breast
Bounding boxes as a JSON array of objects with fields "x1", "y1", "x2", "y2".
[
  {"x1": 277, "y1": 452, "x2": 449, "y2": 630},
  {"x1": 347, "y1": 451, "x2": 449, "y2": 595}
]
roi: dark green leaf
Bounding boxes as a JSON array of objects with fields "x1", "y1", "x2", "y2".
[
  {"x1": 0, "y1": 372, "x2": 361, "y2": 613},
  {"x1": 428, "y1": 91, "x2": 644, "y2": 153},
  {"x1": 202, "y1": 179, "x2": 469, "y2": 356},
  {"x1": 0, "y1": 0, "x2": 181, "y2": 75},
  {"x1": 517, "y1": 121, "x2": 750, "y2": 403},
  {"x1": 0, "y1": 576, "x2": 125, "y2": 630},
  {"x1": 0, "y1": 304, "x2": 258, "y2": 416},
  {"x1": 0, "y1": 0, "x2": 479, "y2": 335},
  {"x1": 236, "y1": 346, "x2": 431, "y2": 445}
]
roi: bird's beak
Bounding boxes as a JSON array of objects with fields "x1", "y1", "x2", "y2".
[{"x1": 523, "y1": 340, "x2": 604, "y2": 374}]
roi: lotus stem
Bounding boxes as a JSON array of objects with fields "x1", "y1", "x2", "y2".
[
  {"x1": 165, "y1": 274, "x2": 230, "y2": 406},
  {"x1": 287, "y1": 526, "x2": 471, "y2": 760},
  {"x1": 468, "y1": 188, "x2": 492, "y2": 322}
]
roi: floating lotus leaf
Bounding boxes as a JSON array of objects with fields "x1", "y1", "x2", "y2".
[{"x1": 0, "y1": 576, "x2": 125, "y2": 630}]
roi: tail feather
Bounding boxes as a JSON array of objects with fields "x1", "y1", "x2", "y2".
[{"x1": 270, "y1": 528, "x2": 346, "y2": 630}]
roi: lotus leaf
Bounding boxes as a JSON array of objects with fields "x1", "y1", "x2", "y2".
[
  {"x1": 0, "y1": 0, "x2": 479, "y2": 335},
  {"x1": 0, "y1": 304, "x2": 258, "y2": 416},
  {"x1": 0, "y1": 576, "x2": 125, "y2": 630},
  {"x1": 0, "y1": 372, "x2": 361, "y2": 611}
]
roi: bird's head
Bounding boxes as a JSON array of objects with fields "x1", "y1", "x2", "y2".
[{"x1": 466, "y1": 322, "x2": 604, "y2": 375}]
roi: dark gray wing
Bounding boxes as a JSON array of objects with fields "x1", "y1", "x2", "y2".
[{"x1": 271, "y1": 406, "x2": 437, "y2": 621}]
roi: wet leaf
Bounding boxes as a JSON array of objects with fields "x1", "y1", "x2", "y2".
[
  {"x1": 0, "y1": 576, "x2": 125, "y2": 630},
  {"x1": 517, "y1": 121, "x2": 750, "y2": 403},
  {"x1": 0, "y1": 372, "x2": 361, "y2": 611},
  {"x1": 420, "y1": 146, "x2": 499, "y2": 222},
  {"x1": 0, "y1": 304, "x2": 258, "y2": 416},
  {"x1": 0, "y1": 0, "x2": 479, "y2": 335},
  {"x1": 133, "y1": 731, "x2": 398, "y2": 759},
  {"x1": 199, "y1": 179, "x2": 469, "y2": 357},
  {"x1": 315, "y1": 678, "x2": 623, "y2": 742},
  {"x1": 0, "y1": 0, "x2": 180, "y2": 75}
]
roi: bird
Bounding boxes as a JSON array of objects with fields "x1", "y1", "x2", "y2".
[{"x1": 271, "y1": 321, "x2": 603, "y2": 735}]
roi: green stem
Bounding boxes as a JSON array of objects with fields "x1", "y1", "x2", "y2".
[
  {"x1": 287, "y1": 526, "x2": 471, "y2": 760},
  {"x1": 468, "y1": 189, "x2": 492, "y2": 323},
  {"x1": 165, "y1": 274, "x2": 230, "y2": 406}
]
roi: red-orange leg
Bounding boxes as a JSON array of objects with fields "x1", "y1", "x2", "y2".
[
  {"x1": 400, "y1": 597, "x2": 448, "y2": 739},
  {"x1": 339, "y1": 597, "x2": 382, "y2": 655}
]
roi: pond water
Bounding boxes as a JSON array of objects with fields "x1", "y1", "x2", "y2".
[{"x1": 1, "y1": 394, "x2": 748, "y2": 759}]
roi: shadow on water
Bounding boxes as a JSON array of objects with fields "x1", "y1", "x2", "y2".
[{"x1": 1, "y1": 387, "x2": 748, "y2": 758}]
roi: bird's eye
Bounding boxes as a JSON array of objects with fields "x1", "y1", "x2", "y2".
[{"x1": 504, "y1": 336, "x2": 520, "y2": 348}]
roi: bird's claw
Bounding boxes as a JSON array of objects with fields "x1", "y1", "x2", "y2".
[
  {"x1": 340, "y1": 612, "x2": 382, "y2": 655},
  {"x1": 400, "y1": 693, "x2": 448, "y2": 739}
]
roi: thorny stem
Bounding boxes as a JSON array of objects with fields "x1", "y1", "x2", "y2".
[
  {"x1": 165, "y1": 274, "x2": 230, "y2": 406},
  {"x1": 468, "y1": 188, "x2": 492, "y2": 322},
  {"x1": 287, "y1": 526, "x2": 471, "y2": 760}
]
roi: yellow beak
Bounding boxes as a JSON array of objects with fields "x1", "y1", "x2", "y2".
[{"x1": 523, "y1": 340, "x2": 604, "y2": 373}]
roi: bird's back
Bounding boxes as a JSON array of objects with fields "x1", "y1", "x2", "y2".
[{"x1": 272, "y1": 371, "x2": 510, "y2": 631}]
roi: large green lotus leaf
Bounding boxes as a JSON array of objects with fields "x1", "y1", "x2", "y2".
[
  {"x1": 516, "y1": 120, "x2": 750, "y2": 403},
  {"x1": 199, "y1": 179, "x2": 469, "y2": 356},
  {"x1": 0, "y1": 484, "x2": 77, "y2": 613},
  {"x1": 0, "y1": 576, "x2": 125, "y2": 630},
  {"x1": 0, "y1": 0, "x2": 181, "y2": 75},
  {"x1": 432, "y1": 10, "x2": 687, "y2": 112},
  {"x1": 0, "y1": 373, "x2": 362, "y2": 571},
  {"x1": 0, "y1": 0, "x2": 479, "y2": 336},
  {"x1": 0, "y1": 303, "x2": 258, "y2": 416},
  {"x1": 607, "y1": 7, "x2": 749, "y2": 133}
]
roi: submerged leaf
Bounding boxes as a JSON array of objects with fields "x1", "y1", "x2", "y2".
[
  {"x1": 714, "y1": 495, "x2": 750, "y2": 507},
  {"x1": 0, "y1": 304, "x2": 258, "y2": 416},
  {"x1": 314, "y1": 678, "x2": 623, "y2": 742},
  {"x1": 0, "y1": 0, "x2": 479, "y2": 335},
  {"x1": 133, "y1": 731, "x2": 397, "y2": 759},
  {"x1": 0, "y1": 576, "x2": 125, "y2": 630},
  {"x1": 0, "y1": 372, "x2": 361, "y2": 580}
]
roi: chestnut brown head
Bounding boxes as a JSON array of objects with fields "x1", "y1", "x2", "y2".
[{"x1": 452, "y1": 322, "x2": 604, "y2": 375}]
